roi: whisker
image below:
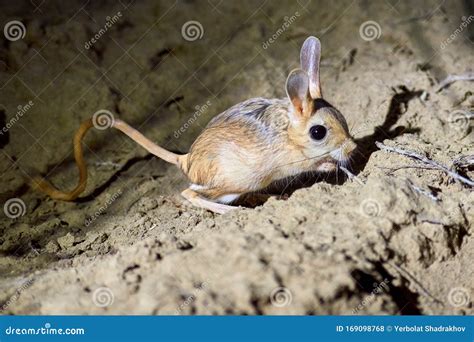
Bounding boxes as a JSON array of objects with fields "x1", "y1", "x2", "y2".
[
  {"x1": 274, "y1": 151, "x2": 332, "y2": 169},
  {"x1": 350, "y1": 124, "x2": 373, "y2": 137},
  {"x1": 280, "y1": 173, "x2": 299, "y2": 196},
  {"x1": 353, "y1": 148, "x2": 370, "y2": 161}
]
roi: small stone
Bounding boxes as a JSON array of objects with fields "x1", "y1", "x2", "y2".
[
  {"x1": 57, "y1": 233, "x2": 75, "y2": 249},
  {"x1": 45, "y1": 240, "x2": 60, "y2": 253}
]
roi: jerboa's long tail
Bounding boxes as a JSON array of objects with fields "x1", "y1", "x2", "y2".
[{"x1": 32, "y1": 118, "x2": 182, "y2": 201}]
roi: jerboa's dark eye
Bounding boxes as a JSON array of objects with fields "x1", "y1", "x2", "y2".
[{"x1": 309, "y1": 125, "x2": 327, "y2": 141}]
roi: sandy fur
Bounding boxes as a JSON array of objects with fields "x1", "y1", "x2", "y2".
[{"x1": 180, "y1": 97, "x2": 354, "y2": 200}]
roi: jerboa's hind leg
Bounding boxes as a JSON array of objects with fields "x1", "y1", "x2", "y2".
[{"x1": 181, "y1": 188, "x2": 240, "y2": 214}]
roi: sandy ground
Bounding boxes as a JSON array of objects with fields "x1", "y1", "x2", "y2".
[{"x1": 0, "y1": 0, "x2": 473, "y2": 314}]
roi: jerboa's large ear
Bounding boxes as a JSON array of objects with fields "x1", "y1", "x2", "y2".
[
  {"x1": 285, "y1": 69, "x2": 312, "y2": 121},
  {"x1": 300, "y1": 36, "x2": 322, "y2": 99}
]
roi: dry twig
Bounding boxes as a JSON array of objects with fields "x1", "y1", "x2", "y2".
[
  {"x1": 376, "y1": 165, "x2": 438, "y2": 173},
  {"x1": 435, "y1": 72, "x2": 474, "y2": 92},
  {"x1": 387, "y1": 262, "x2": 443, "y2": 304},
  {"x1": 406, "y1": 179, "x2": 440, "y2": 202},
  {"x1": 376, "y1": 142, "x2": 474, "y2": 187},
  {"x1": 452, "y1": 155, "x2": 474, "y2": 170}
]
